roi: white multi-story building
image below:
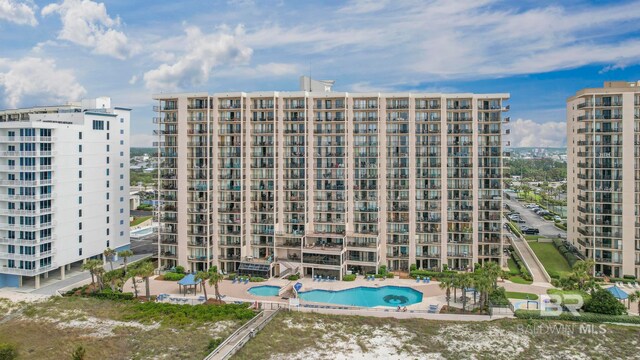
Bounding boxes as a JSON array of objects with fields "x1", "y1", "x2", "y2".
[
  {"x1": 154, "y1": 78, "x2": 509, "y2": 279},
  {"x1": 567, "y1": 81, "x2": 640, "y2": 278},
  {"x1": 0, "y1": 97, "x2": 130, "y2": 289}
]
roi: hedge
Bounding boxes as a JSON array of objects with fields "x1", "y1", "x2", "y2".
[
  {"x1": 249, "y1": 277, "x2": 266, "y2": 282},
  {"x1": 510, "y1": 252, "x2": 532, "y2": 281},
  {"x1": 287, "y1": 274, "x2": 300, "y2": 281},
  {"x1": 507, "y1": 221, "x2": 523, "y2": 237},
  {"x1": 90, "y1": 291, "x2": 135, "y2": 301},
  {"x1": 342, "y1": 274, "x2": 356, "y2": 281},
  {"x1": 162, "y1": 272, "x2": 186, "y2": 281},
  {"x1": 551, "y1": 238, "x2": 578, "y2": 267},
  {"x1": 515, "y1": 309, "x2": 640, "y2": 324},
  {"x1": 609, "y1": 277, "x2": 637, "y2": 284},
  {"x1": 410, "y1": 270, "x2": 456, "y2": 279}
]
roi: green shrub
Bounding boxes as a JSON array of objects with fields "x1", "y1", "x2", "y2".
[
  {"x1": 206, "y1": 338, "x2": 224, "y2": 353},
  {"x1": 174, "y1": 266, "x2": 185, "y2": 274},
  {"x1": 515, "y1": 309, "x2": 640, "y2": 324},
  {"x1": 584, "y1": 289, "x2": 627, "y2": 315},
  {"x1": 286, "y1": 274, "x2": 300, "y2": 281},
  {"x1": 162, "y1": 272, "x2": 186, "y2": 281},
  {"x1": 71, "y1": 345, "x2": 86, "y2": 360},
  {"x1": 409, "y1": 269, "x2": 455, "y2": 279},
  {"x1": 488, "y1": 287, "x2": 510, "y2": 306},
  {"x1": 90, "y1": 290, "x2": 134, "y2": 301},
  {"x1": 0, "y1": 343, "x2": 17, "y2": 360},
  {"x1": 122, "y1": 302, "x2": 256, "y2": 326},
  {"x1": 249, "y1": 277, "x2": 265, "y2": 282},
  {"x1": 609, "y1": 277, "x2": 636, "y2": 283},
  {"x1": 342, "y1": 274, "x2": 356, "y2": 281},
  {"x1": 409, "y1": 264, "x2": 417, "y2": 272},
  {"x1": 386, "y1": 273, "x2": 395, "y2": 278},
  {"x1": 623, "y1": 275, "x2": 637, "y2": 280},
  {"x1": 378, "y1": 265, "x2": 387, "y2": 276}
]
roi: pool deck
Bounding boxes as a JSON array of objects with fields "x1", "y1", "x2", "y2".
[{"x1": 123, "y1": 275, "x2": 553, "y2": 313}]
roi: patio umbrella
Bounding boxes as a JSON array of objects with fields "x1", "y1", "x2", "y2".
[{"x1": 606, "y1": 285, "x2": 628, "y2": 300}]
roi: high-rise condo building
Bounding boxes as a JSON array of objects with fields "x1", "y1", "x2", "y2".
[
  {"x1": 0, "y1": 97, "x2": 130, "y2": 289},
  {"x1": 567, "y1": 81, "x2": 640, "y2": 279},
  {"x1": 154, "y1": 77, "x2": 509, "y2": 279}
]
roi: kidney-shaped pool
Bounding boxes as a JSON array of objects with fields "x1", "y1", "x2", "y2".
[{"x1": 298, "y1": 286, "x2": 423, "y2": 307}]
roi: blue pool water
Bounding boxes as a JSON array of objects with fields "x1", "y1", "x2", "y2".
[
  {"x1": 131, "y1": 226, "x2": 155, "y2": 238},
  {"x1": 298, "y1": 286, "x2": 423, "y2": 307},
  {"x1": 248, "y1": 285, "x2": 281, "y2": 297}
]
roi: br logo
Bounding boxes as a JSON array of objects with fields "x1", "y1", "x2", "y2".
[{"x1": 539, "y1": 294, "x2": 583, "y2": 317}]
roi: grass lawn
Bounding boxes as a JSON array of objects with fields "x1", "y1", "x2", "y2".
[
  {"x1": 505, "y1": 291, "x2": 539, "y2": 300},
  {"x1": 527, "y1": 241, "x2": 572, "y2": 277},
  {"x1": 232, "y1": 311, "x2": 638, "y2": 360},
  {"x1": 525, "y1": 235, "x2": 542, "y2": 241},
  {"x1": 0, "y1": 296, "x2": 254, "y2": 360},
  {"x1": 130, "y1": 216, "x2": 152, "y2": 227},
  {"x1": 507, "y1": 258, "x2": 519, "y2": 273},
  {"x1": 509, "y1": 276, "x2": 533, "y2": 285},
  {"x1": 547, "y1": 289, "x2": 591, "y2": 305}
]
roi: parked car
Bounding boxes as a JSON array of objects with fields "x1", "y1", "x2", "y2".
[
  {"x1": 538, "y1": 210, "x2": 551, "y2": 216},
  {"x1": 522, "y1": 227, "x2": 540, "y2": 235},
  {"x1": 553, "y1": 215, "x2": 562, "y2": 222}
]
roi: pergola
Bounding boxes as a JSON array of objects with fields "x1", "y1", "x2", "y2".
[{"x1": 177, "y1": 273, "x2": 202, "y2": 296}]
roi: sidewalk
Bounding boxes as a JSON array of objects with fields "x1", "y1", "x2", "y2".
[{"x1": 510, "y1": 234, "x2": 549, "y2": 284}]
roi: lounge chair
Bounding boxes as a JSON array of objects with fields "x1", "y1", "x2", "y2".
[
  {"x1": 423, "y1": 278, "x2": 427, "y2": 283},
  {"x1": 416, "y1": 276, "x2": 421, "y2": 283},
  {"x1": 634, "y1": 282, "x2": 640, "y2": 289},
  {"x1": 232, "y1": 278, "x2": 237, "y2": 284},
  {"x1": 244, "y1": 278, "x2": 249, "y2": 284}
]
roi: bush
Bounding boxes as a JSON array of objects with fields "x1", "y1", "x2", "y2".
[
  {"x1": 583, "y1": 289, "x2": 627, "y2": 315},
  {"x1": 488, "y1": 287, "x2": 510, "y2": 306},
  {"x1": 378, "y1": 265, "x2": 387, "y2": 276},
  {"x1": 123, "y1": 302, "x2": 256, "y2": 325},
  {"x1": 515, "y1": 309, "x2": 640, "y2": 324},
  {"x1": 249, "y1": 277, "x2": 265, "y2": 282},
  {"x1": 386, "y1": 273, "x2": 395, "y2": 278},
  {"x1": 409, "y1": 264, "x2": 417, "y2": 272},
  {"x1": 206, "y1": 338, "x2": 224, "y2": 353},
  {"x1": 0, "y1": 343, "x2": 17, "y2": 360},
  {"x1": 162, "y1": 272, "x2": 186, "y2": 281},
  {"x1": 174, "y1": 266, "x2": 185, "y2": 274},
  {"x1": 90, "y1": 290, "x2": 135, "y2": 301},
  {"x1": 342, "y1": 274, "x2": 356, "y2": 281},
  {"x1": 410, "y1": 269, "x2": 456, "y2": 279},
  {"x1": 71, "y1": 345, "x2": 86, "y2": 360},
  {"x1": 286, "y1": 274, "x2": 300, "y2": 281},
  {"x1": 610, "y1": 277, "x2": 636, "y2": 283},
  {"x1": 623, "y1": 275, "x2": 637, "y2": 280}
]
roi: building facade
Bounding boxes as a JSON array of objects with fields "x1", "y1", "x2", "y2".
[
  {"x1": 0, "y1": 97, "x2": 130, "y2": 288},
  {"x1": 567, "y1": 81, "x2": 640, "y2": 278},
  {"x1": 154, "y1": 79, "x2": 509, "y2": 278}
]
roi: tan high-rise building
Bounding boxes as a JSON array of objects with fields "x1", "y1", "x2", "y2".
[
  {"x1": 154, "y1": 78, "x2": 510, "y2": 278},
  {"x1": 568, "y1": 81, "x2": 640, "y2": 279}
]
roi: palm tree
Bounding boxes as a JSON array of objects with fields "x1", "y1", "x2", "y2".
[
  {"x1": 628, "y1": 290, "x2": 640, "y2": 315},
  {"x1": 129, "y1": 268, "x2": 140, "y2": 298},
  {"x1": 473, "y1": 272, "x2": 492, "y2": 309},
  {"x1": 195, "y1": 271, "x2": 211, "y2": 301},
  {"x1": 482, "y1": 261, "x2": 502, "y2": 289},
  {"x1": 137, "y1": 262, "x2": 155, "y2": 300},
  {"x1": 103, "y1": 248, "x2": 116, "y2": 271},
  {"x1": 81, "y1": 259, "x2": 103, "y2": 291},
  {"x1": 209, "y1": 270, "x2": 224, "y2": 301},
  {"x1": 571, "y1": 259, "x2": 596, "y2": 291},
  {"x1": 458, "y1": 273, "x2": 473, "y2": 312},
  {"x1": 118, "y1": 250, "x2": 134, "y2": 274},
  {"x1": 439, "y1": 276, "x2": 454, "y2": 309}
]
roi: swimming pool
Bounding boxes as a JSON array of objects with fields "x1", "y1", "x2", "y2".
[
  {"x1": 131, "y1": 226, "x2": 155, "y2": 238},
  {"x1": 298, "y1": 286, "x2": 423, "y2": 307},
  {"x1": 248, "y1": 285, "x2": 281, "y2": 297}
]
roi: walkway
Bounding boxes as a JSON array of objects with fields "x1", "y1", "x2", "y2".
[
  {"x1": 510, "y1": 234, "x2": 549, "y2": 285},
  {"x1": 205, "y1": 308, "x2": 281, "y2": 360}
]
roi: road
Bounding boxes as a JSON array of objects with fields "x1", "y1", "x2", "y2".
[
  {"x1": 130, "y1": 233, "x2": 158, "y2": 256},
  {"x1": 503, "y1": 192, "x2": 566, "y2": 239}
]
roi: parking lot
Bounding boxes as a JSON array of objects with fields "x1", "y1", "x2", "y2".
[{"x1": 504, "y1": 192, "x2": 566, "y2": 238}]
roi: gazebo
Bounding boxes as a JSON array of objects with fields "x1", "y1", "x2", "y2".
[
  {"x1": 606, "y1": 285, "x2": 628, "y2": 300},
  {"x1": 177, "y1": 273, "x2": 202, "y2": 296}
]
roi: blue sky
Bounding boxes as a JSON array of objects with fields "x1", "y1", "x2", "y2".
[{"x1": 1, "y1": 0, "x2": 640, "y2": 147}]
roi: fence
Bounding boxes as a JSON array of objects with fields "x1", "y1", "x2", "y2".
[{"x1": 489, "y1": 302, "x2": 514, "y2": 317}]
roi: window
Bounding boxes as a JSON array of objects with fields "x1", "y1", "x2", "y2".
[
  {"x1": 106, "y1": 229, "x2": 110, "y2": 236},
  {"x1": 106, "y1": 204, "x2": 109, "y2": 211},
  {"x1": 106, "y1": 180, "x2": 110, "y2": 188},
  {"x1": 120, "y1": 151, "x2": 123, "y2": 156},
  {"x1": 92, "y1": 120, "x2": 104, "y2": 130},
  {"x1": 120, "y1": 231, "x2": 124, "y2": 236},
  {"x1": 107, "y1": 133, "x2": 110, "y2": 140},
  {"x1": 79, "y1": 209, "x2": 82, "y2": 217},
  {"x1": 106, "y1": 144, "x2": 110, "y2": 152},
  {"x1": 106, "y1": 193, "x2": 110, "y2": 200},
  {"x1": 106, "y1": 121, "x2": 110, "y2": 131},
  {"x1": 79, "y1": 183, "x2": 82, "y2": 191},
  {"x1": 120, "y1": 140, "x2": 124, "y2": 145},
  {"x1": 119, "y1": 197, "x2": 124, "y2": 202},
  {"x1": 119, "y1": 186, "x2": 123, "y2": 190},
  {"x1": 106, "y1": 240, "x2": 110, "y2": 247},
  {"x1": 106, "y1": 169, "x2": 109, "y2": 176},
  {"x1": 78, "y1": 196, "x2": 82, "y2": 204},
  {"x1": 120, "y1": 118, "x2": 124, "y2": 123},
  {"x1": 78, "y1": 235, "x2": 82, "y2": 243},
  {"x1": 79, "y1": 170, "x2": 82, "y2": 178},
  {"x1": 79, "y1": 132, "x2": 82, "y2": 139},
  {"x1": 120, "y1": 220, "x2": 124, "y2": 225},
  {"x1": 106, "y1": 216, "x2": 110, "y2": 224},
  {"x1": 79, "y1": 248, "x2": 83, "y2": 256},
  {"x1": 120, "y1": 129, "x2": 124, "y2": 135},
  {"x1": 119, "y1": 174, "x2": 123, "y2": 179},
  {"x1": 79, "y1": 222, "x2": 82, "y2": 230},
  {"x1": 119, "y1": 208, "x2": 123, "y2": 214},
  {"x1": 120, "y1": 163, "x2": 124, "y2": 168},
  {"x1": 79, "y1": 144, "x2": 82, "y2": 152},
  {"x1": 79, "y1": 158, "x2": 82, "y2": 165}
]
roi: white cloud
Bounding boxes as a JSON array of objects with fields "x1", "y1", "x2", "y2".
[
  {"x1": 143, "y1": 25, "x2": 253, "y2": 91},
  {"x1": 338, "y1": 0, "x2": 389, "y2": 14},
  {"x1": 0, "y1": 0, "x2": 37, "y2": 26},
  {"x1": 213, "y1": 62, "x2": 300, "y2": 79},
  {"x1": 0, "y1": 57, "x2": 86, "y2": 108},
  {"x1": 42, "y1": 0, "x2": 133, "y2": 59},
  {"x1": 508, "y1": 119, "x2": 566, "y2": 148},
  {"x1": 128, "y1": 75, "x2": 138, "y2": 85}
]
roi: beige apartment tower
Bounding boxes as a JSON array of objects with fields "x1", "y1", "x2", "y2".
[
  {"x1": 154, "y1": 78, "x2": 510, "y2": 278},
  {"x1": 568, "y1": 81, "x2": 640, "y2": 279}
]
